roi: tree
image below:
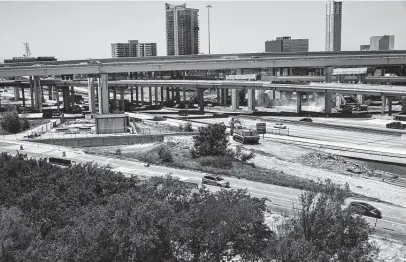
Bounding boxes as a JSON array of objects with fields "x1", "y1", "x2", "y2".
[
  {"x1": 1, "y1": 110, "x2": 21, "y2": 134},
  {"x1": 267, "y1": 180, "x2": 378, "y2": 261},
  {"x1": 191, "y1": 123, "x2": 229, "y2": 157}
]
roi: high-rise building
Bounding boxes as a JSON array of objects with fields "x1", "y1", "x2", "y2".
[
  {"x1": 265, "y1": 37, "x2": 309, "y2": 52},
  {"x1": 165, "y1": 3, "x2": 200, "y2": 56},
  {"x1": 369, "y1": 35, "x2": 395, "y2": 51},
  {"x1": 360, "y1": 45, "x2": 370, "y2": 51},
  {"x1": 325, "y1": 0, "x2": 342, "y2": 51},
  {"x1": 111, "y1": 40, "x2": 157, "y2": 58}
]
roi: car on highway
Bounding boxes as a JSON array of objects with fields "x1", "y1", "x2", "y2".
[
  {"x1": 348, "y1": 201, "x2": 382, "y2": 219},
  {"x1": 202, "y1": 175, "x2": 230, "y2": 188},
  {"x1": 299, "y1": 117, "x2": 313, "y2": 122},
  {"x1": 274, "y1": 123, "x2": 287, "y2": 129}
]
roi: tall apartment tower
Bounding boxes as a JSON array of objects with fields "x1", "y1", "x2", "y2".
[
  {"x1": 165, "y1": 3, "x2": 200, "y2": 56},
  {"x1": 111, "y1": 40, "x2": 157, "y2": 58},
  {"x1": 325, "y1": 0, "x2": 342, "y2": 51}
]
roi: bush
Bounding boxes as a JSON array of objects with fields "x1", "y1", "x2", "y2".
[
  {"x1": 20, "y1": 118, "x2": 30, "y2": 132},
  {"x1": 184, "y1": 122, "x2": 193, "y2": 132},
  {"x1": 192, "y1": 123, "x2": 228, "y2": 157},
  {"x1": 1, "y1": 110, "x2": 21, "y2": 134},
  {"x1": 267, "y1": 180, "x2": 378, "y2": 261},
  {"x1": 156, "y1": 145, "x2": 173, "y2": 162},
  {"x1": 115, "y1": 148, "x2": 122, "y2": 155}
]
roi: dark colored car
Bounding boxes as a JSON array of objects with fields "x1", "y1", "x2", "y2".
[
  {"x1": 348, "y1": 201, "x2": 382, "y2": 219},
  {"x1": 386, "y1": 122, "x2": 403, "y2": 129},
  {"x1": 299, "y1": 117, "x2": 313, "y2": 122},
  {"x1": 202, "y1": 175, "x2": 230, "y2": 188}
]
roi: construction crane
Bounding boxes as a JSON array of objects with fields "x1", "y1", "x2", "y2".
[{"x1": 23, "y1": 42, "x2": 31, "y2": 58}]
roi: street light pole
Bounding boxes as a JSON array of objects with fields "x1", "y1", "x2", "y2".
[{"x1": 206, "y1": 5, "x2": 212, "y2": 55}]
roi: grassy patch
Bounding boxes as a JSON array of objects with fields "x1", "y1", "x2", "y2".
[
  {"x1": 0, "y1": 119, "x2": 50, "y2": 135},
  {"x1": 121, "y1": 144, "x2": 322, "y2": 192}
]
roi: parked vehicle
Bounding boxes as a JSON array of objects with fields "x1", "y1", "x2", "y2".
[
  {"x1": 348, "y1": 201, "x2": 382, "y2": 219},
  {"x1": 274, "y1": 123, "x2": 287, "y2": 129},
  {"x1": 233, "y1": 129, "x2": 260, "y2": 144},
  {"x1": 202, "y1": 175, "x2": 230, "y2": 188}
]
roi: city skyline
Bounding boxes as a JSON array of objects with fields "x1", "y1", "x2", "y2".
[{"x1": 0, "y1": 1, "x2": 405, "y2": 61}]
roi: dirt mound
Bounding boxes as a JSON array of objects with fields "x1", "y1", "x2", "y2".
[{"x1": 298, "y1": 151, "x2": 372, "y2": 176}]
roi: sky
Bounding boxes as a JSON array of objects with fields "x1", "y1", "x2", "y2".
[{"x1": 0, "y1": 1, "x2": 405, "y2": 61}]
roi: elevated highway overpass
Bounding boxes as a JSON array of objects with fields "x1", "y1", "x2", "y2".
[
  {"x1": 1, "y1": 78, "x2": 406, "y2": 116},
  {"x1": 0, "y1": 50, "x2": 406, "y2": 78}
]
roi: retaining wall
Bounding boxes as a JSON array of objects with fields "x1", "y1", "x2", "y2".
[{"x1": 28, "y1": 132, "x2": 198, "y2": 147}]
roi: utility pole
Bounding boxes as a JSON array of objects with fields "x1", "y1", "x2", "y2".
[{"x1": 206, "y1": 5, "x2": 212, "y2": 54}]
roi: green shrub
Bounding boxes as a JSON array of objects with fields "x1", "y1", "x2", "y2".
[
  {"x1": 1, "y1": 110, "x2": 21, "y2": 134},
  {"x1": 192, "y1": 123, "x2": 228, "y2": 157},
  {"x1": 157, "y1": 145, "x2": 173, "y2": 162},
  {"x1": 184, "y1": 121, "x2": 193, "y2": 132},
  {"x1": 20, "y1": 118, "x2": 31, "y2": 131}
]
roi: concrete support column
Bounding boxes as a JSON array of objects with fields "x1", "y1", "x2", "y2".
[
  {"x1": 182, "y1": 87, "x2": 186, "y2": 102},
  {"x1": 388, "y1": 97, "x2": 393, "y2": 116},
  {"x1": 70, "y1": 86, "x2": 75, "y2": 110},
  {"x1": 141, "y1": 87, "x2": 144, "y2": 105},
  {"x1": 222, "y1": 88, "x2": 228, "y2": 105},
  {"x1": 256, "y1": 90, "x2": 265, "y2": 106},
  {"x1": 97, "y1": 73, "x2": 109, "y2": 114},
  {"x1": 297, "y1": 92, "x2": 302, "y2": 115},
  {"x1": 112, "y1": 88, "x2": 117, "y2": 111},
  {"x1": 135, "y1": 86, "x2": 139, "y2": 105},
  {"x1": 381, "y1": 95, "x2": 386, "y2": 115},
  {"x1": 325, "y1": 66, "x2": 333, "y2": 83},
  {"x1": 176, "y1": 87, "x2": 181, "y2": 104},
  {"x1": 401, "y1": 96, "x2": 406, "y2": 114},
  {"x1": 33, "y1": 76, "x2": 42, "y2": 112},
  {"x1": 198, "y1": 89, "x2": 205, "y2": 114},
  {"x1": 87, "y1": 78, "x2": 96, "y2": 114},
  {"x1": 29, "y1": 76, "x2": 34, "y2": 108},
  {"x1": 272, "y1": 90, "x2": 276, "y2": 100},
  {"x1": 130, "y1": 86, "x2": 134, "y2": 104},
  {"x1": 148, "y1": 87, "x2": 153, "y2": 105},
  {"x1": 160, "y1": 87, "x2": 164, "y2": 104},
  {"x1": 171, "y1": 87, "x2": 175, "y2": 100},
  {"x1": 120, "y1": 88, "x2": 125, "y2": 111},
  {"x1": 336, "y1": 94, "x2": 342, "y2": 108},
  {"x1": 21, "y1": 85, "x2": 25, "y2": 107},
  {"x1": 166, "y1": 87, "x2": 170, "y2": 101},
  {"x1": 62, "y1": 88, "x2": 70, "y2": 112},
  {"x1": 155, "y1": 86, "x2": 159, "y2": 105},
  {"x1": 48, "y1": 86, "x2": 53, "y2": 100},
  {"x1": 247, "y1": 89, "x2": 255, "y2": 111},
  {"x1": 56, "y1": 88, "x2": 60, "y2": 111},
  {"x1": 13, "y1": 76, "x2": 21, "y2": 102},
  {"x1": 324, "y1": 92, "x2": 331, "y2": 115},
  {"x1": 217, "y1": 88, "x2": 220, "y2": 105},
  {"x1": 231, "y1": 88, "x2": 239, "y2": 111},
  {"x1": 357, "y1": 94, "x2": 365, "y2": 105}
]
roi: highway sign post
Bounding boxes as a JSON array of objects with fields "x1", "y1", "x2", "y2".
[{"x1": 256, "y1": 122, "x2": 266, "y2": 138}]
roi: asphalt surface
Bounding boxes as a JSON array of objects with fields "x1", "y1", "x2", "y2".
[{"x1": 0, "y1": 139, "x2": 405, "y2": 242}]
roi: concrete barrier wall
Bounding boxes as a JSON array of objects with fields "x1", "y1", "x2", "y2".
[
  {"x1": 29, "y1": 132, "x2": 198, "y2": 147},
  {"x1": 31, "y1": 134, "x2": 165, "y2": 147}
]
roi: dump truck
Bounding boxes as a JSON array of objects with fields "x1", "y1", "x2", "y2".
[{"x1": 233, "y1": 129, "x2": 260, "y2": 144}]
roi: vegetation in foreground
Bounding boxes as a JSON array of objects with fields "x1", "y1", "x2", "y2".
[{"x1": 0, "y1": 153, "x2": 377, "y2": 261}]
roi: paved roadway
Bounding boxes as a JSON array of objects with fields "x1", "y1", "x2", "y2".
[
  {"x1": 0, "y1": 139, "x2": 404, "y2": 241},
  {"x1": 194, "y1": 117, "x2": 406, "y2": 155}
]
